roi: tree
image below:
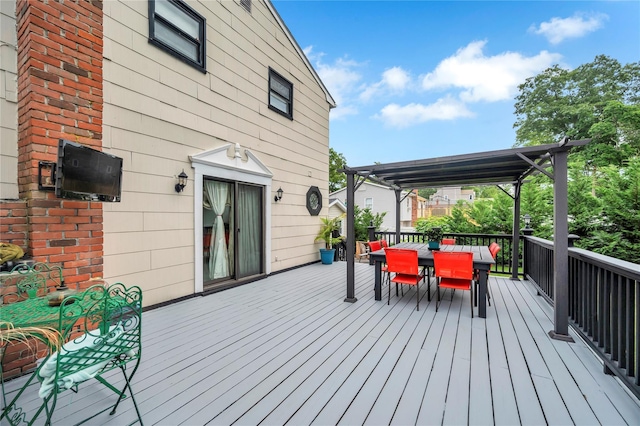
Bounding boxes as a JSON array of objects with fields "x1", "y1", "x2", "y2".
[
  {"x1": 329, "y1": 148, "x2": 347, "y2": 192},
  {"x1": 514, "y1": 55, "x2": 640, "y2": 168},
  {"x1": 417, "y1": 188, "x2": 436, "y2": 200},
  {"x1": 353, "y1": 205, "x2": 386, "y2": 242}
]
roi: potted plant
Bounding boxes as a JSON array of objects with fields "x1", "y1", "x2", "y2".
[
  {"x1": 425, "y1": 227, "x2": 443, "y2": 250},
  {"x1": 315, "y1": 215, "x2": 345, "y2": 264}
]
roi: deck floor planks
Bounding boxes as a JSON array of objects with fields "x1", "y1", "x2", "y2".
[
  {"x1": 336, "y1": 286, "x2": 438, "y2": 425},
  {"x1": 363, "y1": 287, "x2": 439, "y2": 425},
  {"x1": 504, "y1": 278, "x2": 601, "y2": 425},
  {"x1": 209, "y1": 291, "x2": 395, "y2": 424},
  {"x1": 497, "y1": 278, "x2": 575, "y2": 425},
  {"x1": 491, "y1": 278, "x2": 547, "y2": 425},
  {"x1": 442, "y1": 301, "x2": 473, "y2": 426},
  {"x1": 415, "y1": 293, "x2": 465, "y2": 425},
  {"x1": 467, "y1": 309, "x2": 493, "y2": 425},
  {"x1": 512, "y1": 278, "x2": 634, "y2": 425},
  {"x1": 3, "y1": 262, "x2": 640, "y2": 426}
]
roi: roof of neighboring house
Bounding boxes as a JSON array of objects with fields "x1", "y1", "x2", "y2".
[
  {"x1": 330, "y1": 181, "x2": 407, "y2": 197},
  {"x1": 267, "y1": 1, "x2": 336, "y2": 108},
  {"x1": 329, "y1": 198, "x2": 346, "y2": 212}
]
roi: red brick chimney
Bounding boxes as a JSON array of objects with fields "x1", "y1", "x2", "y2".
[{"x1": 11, "y1": 0, "x2": 104, "y2": 287}]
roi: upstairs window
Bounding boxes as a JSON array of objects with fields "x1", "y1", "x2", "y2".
[
  {"x1": 149, "y1": 0, "x2": 206, "y2": 72},
  {"x1": 240, "y1": 0, "x2": 251, "y2": 13},
  {"x1": 365, "y1": 198, "x2": 373, "y2": 209},
  {"x1": 269, "y1": 68, "x2": 293, "y2": 119}
]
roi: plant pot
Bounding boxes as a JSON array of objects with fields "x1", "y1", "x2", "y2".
[
  {"x1": 428, "y1": 241, "x2": 440, "y2": 250},
  {"x1": 320, "y1": 248, "x2": 336, "y2": 265}
]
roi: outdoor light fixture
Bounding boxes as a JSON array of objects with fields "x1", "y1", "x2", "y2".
[
  {"x1": 274, "y1": 187, "x2": 284, "y2": 202},
  {"x1": 175, "y1": 170, "x2": 188, "y2": 193},
  {"x1": 523, "y1": 213, "x2": 531, "y2": 229}
]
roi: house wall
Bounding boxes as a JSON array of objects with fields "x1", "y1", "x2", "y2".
[
  {"x1": 1, "y1": 0, "x2": 332, "y2": 308},
  {"x1": 331, "y1": 182, "x2": 411, "y2": 231},
  {"x1": 0, "y1": 0, "x2": 18, "y2": 200},
  {"x1": 100, "y1": 0, "x2": 331, "y2": 305}
]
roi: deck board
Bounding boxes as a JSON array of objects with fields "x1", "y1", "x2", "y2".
[{"x1": 3, "y1": 262, "x2": 639, "y2": 425}]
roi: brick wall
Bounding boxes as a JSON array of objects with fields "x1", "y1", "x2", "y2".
[
  {"x1": 7, "y1": 0, "x2": 104, "y2": 283},
  {"x1": 1, "y1": 0, "x2": 104, "y2": 376}
]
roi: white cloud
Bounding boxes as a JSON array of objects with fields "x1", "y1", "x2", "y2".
[
  {"x1": 529, "y1": 13, "x2": 608, "y2": 44},
  {"x1": 305, "y1": 46, "x2": 362, "y2": 119},
  {"x1": 360, "y1": 67, "x2": 411, "y2": 102},
  {"x1": 421, "y1": 40, "x2": 562, "y2": 102},
  {"x1": 375, "y1": 97, "x2": 474, "y2": 128}
]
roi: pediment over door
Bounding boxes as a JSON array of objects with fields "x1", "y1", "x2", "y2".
[{"x1": 190, "y1": 143, "x2": 273, "y2": 178}]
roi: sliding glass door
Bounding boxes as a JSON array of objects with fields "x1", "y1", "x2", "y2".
[{"x1": 203, "y1": 178, "x2": 263, "y2": 284}]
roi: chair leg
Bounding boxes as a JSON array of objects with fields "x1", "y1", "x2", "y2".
[
  {"x1": 416, "y1": 282, "x2": 420, "y2": 311},
  {"x1": 436, "y1": 281, "x2": 440, "y2": 312},
  {"x1": 110, "y1": 364, "x2": 143, "y2": 425},
  {"x1": 470, "y1": 283, "x2": 474, "y2": 318}
]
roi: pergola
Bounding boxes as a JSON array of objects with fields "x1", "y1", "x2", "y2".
[{"x1": 341, "y1": 138, "x2": 590, "y2": 341}]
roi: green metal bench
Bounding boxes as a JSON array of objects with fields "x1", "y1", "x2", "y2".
[{"x1": 1, "y1": 283, "x2": 143, "y2": 425}]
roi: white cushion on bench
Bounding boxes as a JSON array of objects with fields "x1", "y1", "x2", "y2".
[{"x1": 37, "y1": 324, "x2": 133, "y2": 398}]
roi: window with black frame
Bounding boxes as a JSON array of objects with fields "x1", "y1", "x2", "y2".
[
  {"x1": 148, "y1": 0, "x2": 206, "y2": 72},
  {"x1": 268, "y1": 68, "x2": 293, "y2": 119}
]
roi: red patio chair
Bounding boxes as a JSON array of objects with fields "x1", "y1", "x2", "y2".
[
  {"x1": 433, "y1": 251, "x2": 475, "y2": 317},
  {"x1": 441, "y1": 238, "x2": 456, "y2": 245},
  {"x1": 368, "y1": 240, "x2": 390, "y2": 289},
  {"x1": 385, "y1": 248, "x2": 427, "y2": 310}
]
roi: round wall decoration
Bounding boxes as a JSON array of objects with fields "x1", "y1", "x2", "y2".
[{"x1": 306, "y1": 186, "x2": 322, "y2": 215}]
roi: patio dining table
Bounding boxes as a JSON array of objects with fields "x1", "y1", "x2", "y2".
[{"x1": 369, "y1": 242, "x2": 496, "y2": 318}]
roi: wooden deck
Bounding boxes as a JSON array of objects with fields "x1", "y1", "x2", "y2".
[{"x1": 4, "y1": 262, "x2": 640, "y2": 425}]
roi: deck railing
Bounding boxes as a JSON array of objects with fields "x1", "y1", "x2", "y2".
[
  {"x1": 372, "y1": 230, "x2": 515, "y2": 275},
  {"x1": 523, "y1": 236, "x2": 640, "y2": 399}
]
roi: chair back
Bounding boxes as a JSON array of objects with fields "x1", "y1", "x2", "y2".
[
  {"x1": 368, "y1": 240, "x2": 382, "y2": 252},
  {"x1": 0, "y1": 262, "x2": 63, "y2": 303},
  {"x1": 489, "y1": 243, "x2": 501, "y2": 259},
  {"x1": 433, "y1": 251, "x2": 474, "y2": 280},
  {"x1": 380, "y1": 239, "x2": 389, "y2": 248},
  {"x1": 441, "y1": 238, "x2": 456, "y2": 245},
  {"x1": 385, "y1": 248, "x2": 419, "y2": 275}
]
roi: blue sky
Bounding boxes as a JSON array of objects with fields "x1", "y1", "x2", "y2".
[{"x1": 271, "y1": 0, "x2": 640, "y2": 167}]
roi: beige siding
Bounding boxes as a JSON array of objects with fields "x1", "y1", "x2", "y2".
[
  {"x1": 0, "y1": 0, "x2": 17, "y2": 199},
  {"x1": 103, "y1": 0, "x2": 331, "y2": 305}
]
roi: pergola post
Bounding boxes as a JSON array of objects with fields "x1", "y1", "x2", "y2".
[
  {"x1": 549, "y1": 148, "x2": 574, "y2": 341},
  {"x1": 395, "y1": 189, "x2": 402, "y2": 244},
  {"x1": 344, "y1": 169, "x2": 357, "y2": 303},
  {"x1": 511, "y1": 181, "x2": 522, "y2": 279}
]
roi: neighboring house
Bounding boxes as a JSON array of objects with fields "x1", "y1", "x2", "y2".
[
  {"x1": 408, "y1": 190, "x2": 428, "y2": 226},
  {"x1": 330, "y1": 182, "x2": 415, "y2": 231},
  {"x1": 0, "y1": 0, "x2": 335, "y2": 307},
  {"x1": 426, "y1": 187, "x2": 475, "y2": 217},
  {"x1": 328, "y1": 198, "x2": 346, "y2": 237}
]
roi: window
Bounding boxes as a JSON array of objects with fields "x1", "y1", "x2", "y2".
[
  {"x1": 149, "y1": 0, "x2": 206, "y2": 72},
  {"x1": 269, "y1": 68, "x2": 293, "y2": 119},
  {"x1": 240, "y1": 0, "x2": 251, "y2": 13},
  {"x1": 365, "y1": 198, "x2": 373, "y2": 209}
]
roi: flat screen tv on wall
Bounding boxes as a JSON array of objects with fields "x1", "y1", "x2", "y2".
[{"x1": 55, "y1": 139, "x2": 123, "y2": 202}]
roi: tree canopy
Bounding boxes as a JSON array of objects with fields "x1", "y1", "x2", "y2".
[
  {"x1": 514, "y1": 55, "x2": 640, "y2": 168},
  {"x1": 329, "y1": 148, "x2": 347, "y2": 193}
]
